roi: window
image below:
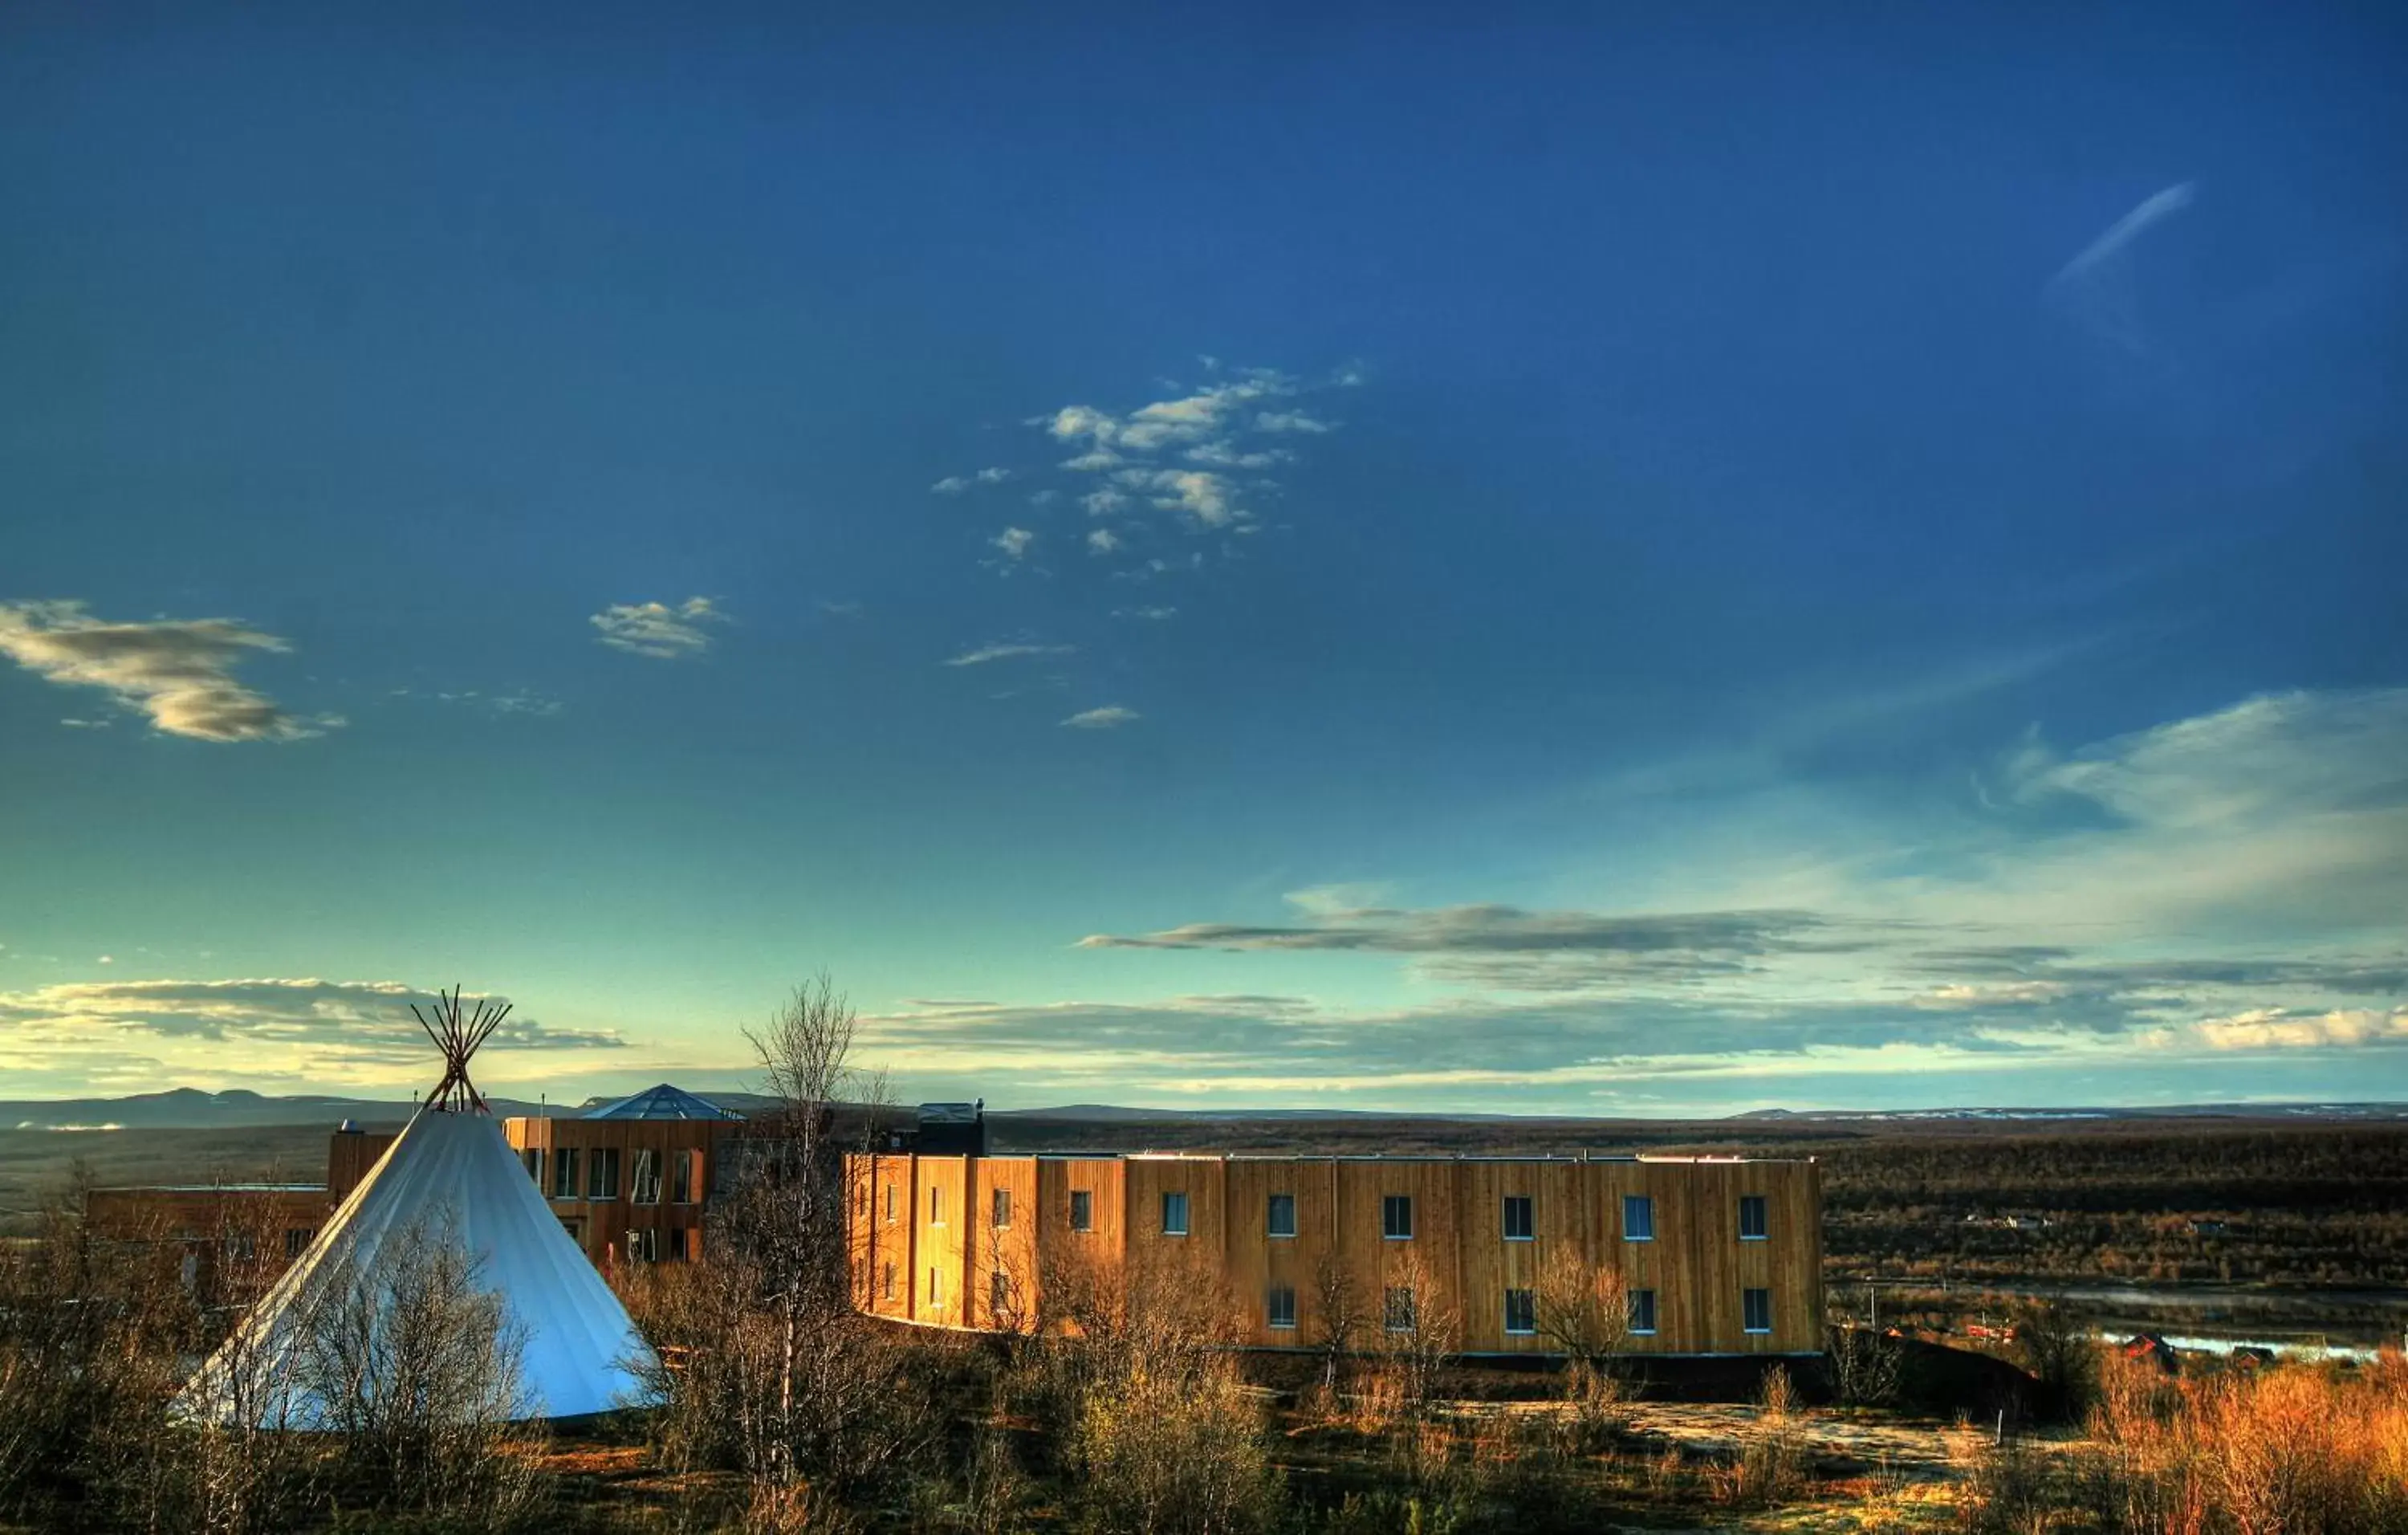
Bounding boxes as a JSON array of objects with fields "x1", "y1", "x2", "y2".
[
  {"x1": 226, "y1": 1232, "x2": 257, "y2": 1260},
  {"x1": 1070, "y1": 1189, "x2": 1093, "y2": 1232},
  {"x1": 551, "y1": 1146, "x2": 582, "y2": 1201},
  {"x1": 1382, "y1": 1194, "x2": 1414, "y2": 1240},
  {"x1": 669, "y1": 1227, "x2": 690, "y2": 1262},
  {"x1": 627, "y1": 1228, "x2": 660, "y2": 1264},
  {"x1": 1739, "y1": 1195, "x2": 1767, "y2": 1241},
  {"x1": 1161, "y1": 1191, "x2": 1190, "y2": 1236},
  {"x1": 520, "y1": 1147, "x2": 543, "y2": 1185},
  {"x1": 992, "y1": 1187, "x2": 1012, "y2": 1228},
  {"x1": 632, "y1": 1149, "x2": 661, "y2": 1205},
  {"x1": 1384, "y1": 1285, "x2": 1418, "y2": 1333},
  {"x1": 672, "y1": 1149, "x2": 698, "y2": 1204},
  {"x1": 1267, "y1": 1285, "x2": 1297, "y2": 1330},
  {"x1": 991, "y1": 1268, "x2": 1011, "y2": 1317},
  {"x1": 1503, "y1": 1288, "x2": 1536, "y2": 1335},
  {"x1": 884, "y1": 1183, "x2": 896, "y2": 1223},
  {"x1": 1629, "y1": 1288, "x2": 1658, "y2": 1335},
  {"x1": 1503, "y1": 1195, "x2": 1534, "y2": 1241},
  {"x1": 929, "y1": 1186, "x2": 944, "y2": 1225},
  {"x1": 588, "y1": 1146, "x2": 620, "y2": 1202},
  {"x1": 929, "y1": 1268, "x2": 944, "y2": 1306},
  {"x1": 882, "y1": 1261, "x2": 895, "y2": 1301},
  {"x1": 1622, "y1": 1194, "x2": 1654, "y2": 1242},
  {"x1": 1743, "y1": 1288, "x2": 1771, "y2": 1334},
  {"x1": 559, "y1": 1217, "x2": 585, "y2": 1246},
  {"x1": 283, "y1": 1228, "x2": 315, "y2": 1259},
  {"x1": 1267, "y1": 1192, "x2": 1296, "y2": 1238}
]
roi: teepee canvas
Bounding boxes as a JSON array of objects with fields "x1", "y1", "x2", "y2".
[{"x1": 178, "y1": 988, "x2": 661, "y2": 1427}]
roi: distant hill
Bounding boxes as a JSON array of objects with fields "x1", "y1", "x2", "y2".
[
  {"x1": 1726, "y1": 1103, "x2": 2408, "y2": 1123},
  {"x1": 6, "y1": 1087, "x2": 542, "y2": 1130},
  {"x1": 6, "y1": 1089, "x2": 2404, "y2": 1134}
]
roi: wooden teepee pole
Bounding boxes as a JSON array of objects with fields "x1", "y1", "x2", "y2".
[{"x1": 409, "y1": 984, "x2": 494, "y2": 1114}]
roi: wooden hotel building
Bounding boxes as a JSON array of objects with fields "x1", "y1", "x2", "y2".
[{"x1": 846, "y1": 1150, "x2": 1824, "y2": 1356}]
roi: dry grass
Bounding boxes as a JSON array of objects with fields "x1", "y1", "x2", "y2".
[{"x1": 2082, "y1": 1350, "x2": 2408, "y2": 1533}]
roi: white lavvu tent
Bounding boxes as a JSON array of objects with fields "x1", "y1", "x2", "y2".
[{"x1": 177, "y1": 987, "x2": 661, "y2": 1427}]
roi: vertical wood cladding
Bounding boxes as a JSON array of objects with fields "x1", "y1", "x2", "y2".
[
  {"x1": 499, "y1": 1117, "x2": 735, "y2": 1273},
  {"x1": 845, "y1": 1152, "x2": 1823, "y2": 1354}
]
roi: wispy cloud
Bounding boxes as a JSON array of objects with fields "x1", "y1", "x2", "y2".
[
  {"x1": 1087, "y1": 528, "x2": 1121, "y2": 555},
  {"x1": 1111, "y1": 606, "x2": 1178, "y2": 621},
  {"x1": 397, "y1": 686, "x2": 565, "y2": 718},
  {"x1": 990, "y1": 527, "x2": 1035, "y2": 560},
  {"x1": 1062, "y1": 705, "x2": 1140, "y2": 730},
  {"x1": 590, "y1": 596, "x2": 729, "y2": 659},
  {"x1": 932, "y1": 467, "x2": 1014, "y2": 494},
  {"x1": 0, "y1": 978, "x2": 628, "y2": 1094},
  {"x1": 942, "y1": 641, "x2": 1076, "y2": 667},
  {"x1": 1054, "y1": 687, "x2": 2408, "y2": 1097},
  {"x1": 1079, "y1": 903, "x2": 1826, "y2": 955},
  {"x1": 2045, "y1": 181, "x2": 2198, "y2": 353},
  {"x1": 1184, "y1": 441, "x2": 1288, "y2": 470},
  {"x1": 0, "y1": 600, "x2": 338, "y2": 743},
  {"x1": 2052, "y1": 182, "x2": 2198, "y2": 288}
]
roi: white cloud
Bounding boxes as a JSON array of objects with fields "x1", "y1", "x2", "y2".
[
  {"x1": 990, "y1": 527, "x2": 1036, "y2": 560},
  {"x1": 1063, "y1": 705, "x2": 1140, "y2": 730},
  {"x1": 1111, "y1": 606, "x2": 1178, "y2": 621},
  {"x1": 1028, "y1": 489, "x2": 1060, "y2": 507},
  {"x1": 590, "y1": 596, "x2": 729, "y2": 659},
  {"x1": 1081, "y1": 488, "x2": 1130, "y2": 516},
  {"x1": 943, "y1": 641, "x2": 1075, "y2": 667},
  {"x1": 0, "y1": 600, "x2": 337, "y2": 743},
  {"x1": 1087, "y1": 528, "x2": 1121, "y2": 555},
  {"x1": 1146, "y1": 470, "x2": 1239, "y2": 527},
  {"x1": 1185, "y1": 441, "x2": 1288, "y2": 469},
  {"x1": 2154, "y1": 1007, "x2": 2408, "y2": 1053},
  {"x1": 1043, "y1": 405, "x2": 1121, "y2": 445},
  {"x1": 1060, "y1": 450, "x2": 1123, "y2": 473},
  {"x1": 933, "y1": 467, "x2": 1014, "y2": 494},
  {"x1": 1255, "y1": 409, "x2": 1332, "y2": 434}
]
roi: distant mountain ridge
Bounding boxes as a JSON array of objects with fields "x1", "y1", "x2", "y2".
[{"x1": 8, "y1": 1089, "x2": 2404, "y2": 1132}]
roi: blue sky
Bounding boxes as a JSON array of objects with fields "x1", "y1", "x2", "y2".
[{"x1": 3, "y1": 2, "x2": 2404, "y2": 1114}]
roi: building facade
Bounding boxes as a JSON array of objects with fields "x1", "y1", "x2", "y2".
[
  {"x1": 846, "y1": 1151, "x2": 1824, "y2": 1356},
  {"x1": 90, "y1": 1085, "x2": 746, "y2": 1285}
]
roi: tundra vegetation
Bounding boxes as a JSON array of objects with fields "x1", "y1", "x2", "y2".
[{"x1": 4, "y1": 983, "x2": 2406, "y2": 1533}]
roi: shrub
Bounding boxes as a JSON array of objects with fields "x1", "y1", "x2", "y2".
[
  {"x1": 1072, "y1": 1350, "x2": 1276, "y2": 1534},
  {"x1": 2083, "y1": 1350, "x2": 2408, "y2": 1534},
  {"x1": 1710, "y1": 1366, "x2": 1809, "y2": 1509}
]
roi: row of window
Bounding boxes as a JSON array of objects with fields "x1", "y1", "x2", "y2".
[
  {"x1": 895, "y1": 1185, "x2": 1773, "y2": 1243},
  {"x1": 880, "y1": 1264, "x2": 1774, "y2": 1339},
  {"x1": 1279, "y1": 1284, "x2": 1755, "y2": 1338},
  {"x1": 526, "y1": 1146, "x2": 702, "y2": 1205}
]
